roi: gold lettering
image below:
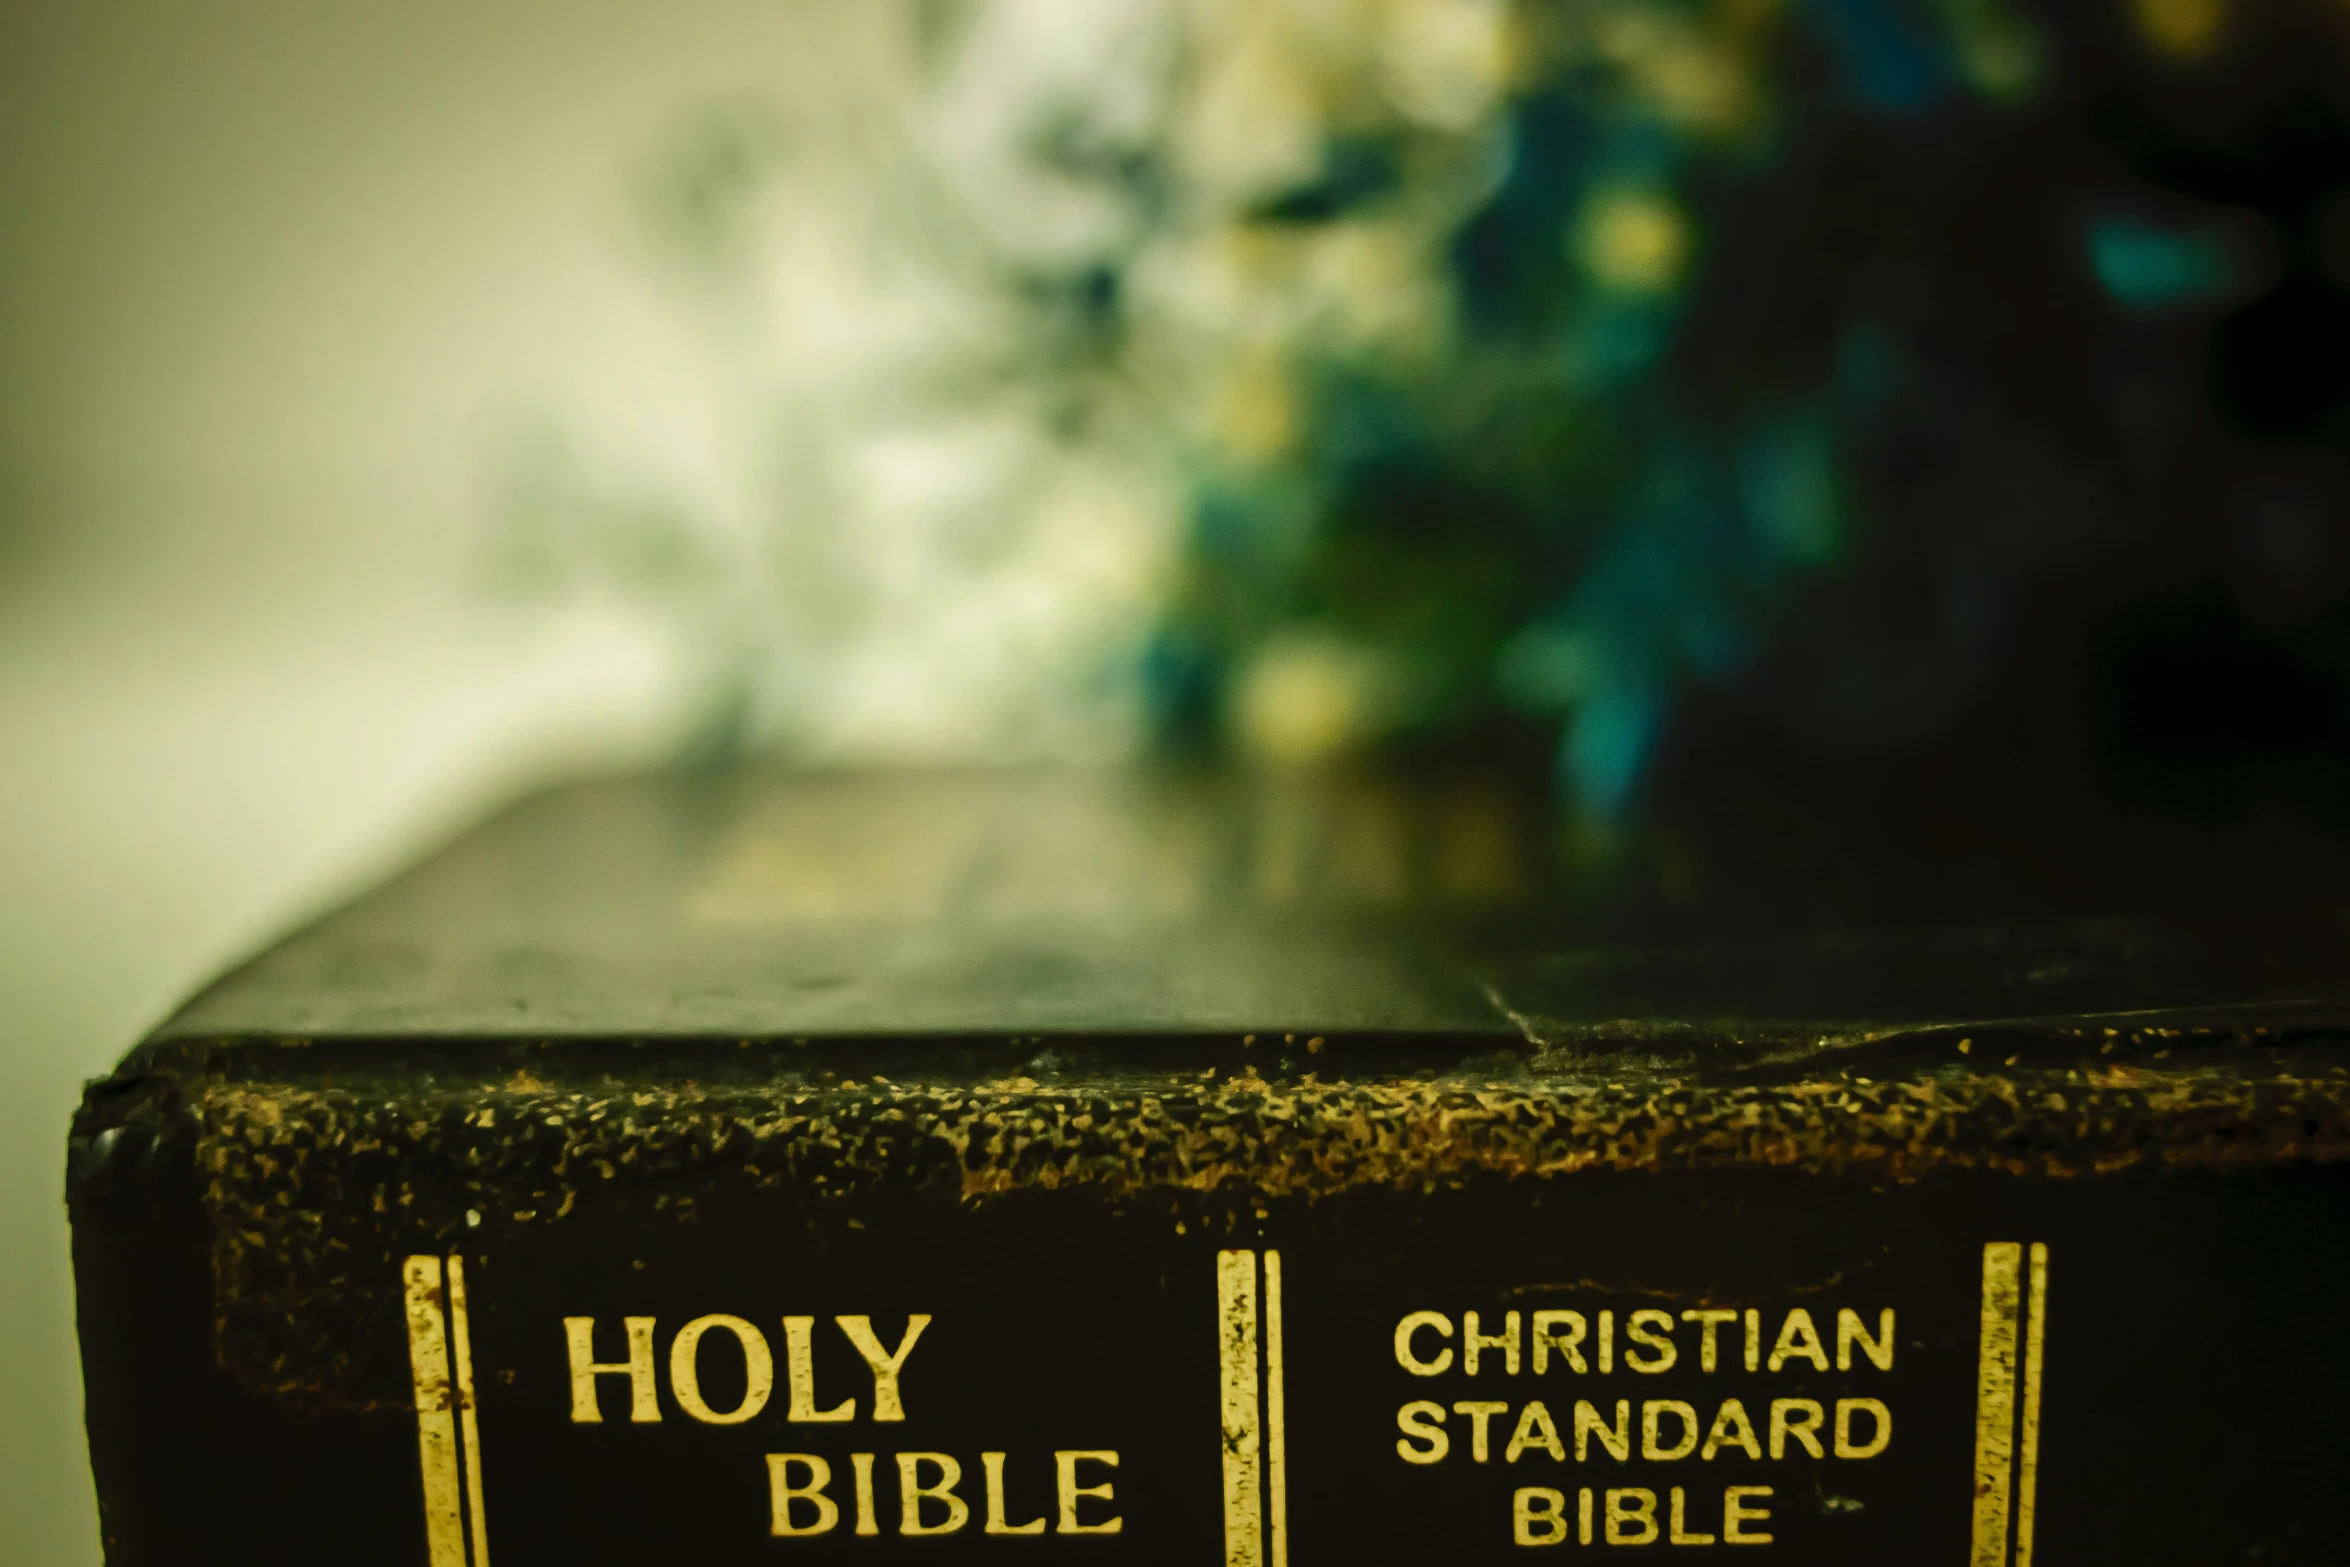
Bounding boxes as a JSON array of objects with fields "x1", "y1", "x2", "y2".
[
  {"x1": 782, "y1": 1317, "x2": 855, "y2": 1422},
  {"x1": 1515, "y1": 1488, "x2": 1569, "y2": 1545},
  {"x1": 1506, "y1": 1400, "x2": 1566, "y2": 1463},
  {"x1": 1768, "y1": 1399, "x2": 1825, "y2": 1459},
  {"x1": 1465, "y1": 1310, "x2": 1522, "y2": 1376},
  {"x1": 669, "y1": 1315, "x2": 774, "y2": 1425},
  {"x1": 1605, "y1": 1488, "x2": 1659, "y2": 1545},
  {"x1": 1574, "y1": 1399, "x2": 1630, "y2": 1463},
  {"x1": 1834, "y1": 1398, "x2": 1892, "y2": 1459},
  {"x1": 1396, "y1": 1311, "x2": 1454, "y2": 1376},
  {"x1": 1724, "y1": 1486, "x2": 1774, "y2": 1544},
  {"x1": 1837, "y1": 1308, "x2": 1894, "y2": 1372},
  {"x1": 767, "y1": 1454, "x2": 838, "y2": 1536},
  {"x1": 1598, "y1": 1310, "x2": 1615, "y2": 1374},
  {"x1": 1741, "y1": 1310, "x2": 1759, "y2": 1373},
  {"x1": 1396, "y1": 1401, "x2": 1449, "y2": 1464},
  {"x1": 1454, "y1": 1401, "x2": 1509, "y2": 1462},
  {"x1": 836, "y1": 1315, "x2": 930, "y2": 1422},
  {"x1": 1669, "y1": 1487, "x2": 1715, "y2": 1545},
  {"x1": 852, "y1": 1453, "x2": 878, "y2": 1536},
  {"x1": 1767, "y1": 1310, "x2": 1829, "y2": 1373},
  {"x1": 1682, "y1": 1310, "x2": 1737, "y2": 1372},
  {"x1": 565, "y1": 1316, "x2": 659, "y2": 1424},
  {"x1": 1532, "y1": 1310, "x2": 1588, "y2": 1375},
  {"x1": 1700, "y1": 1400, "x2": 1763, "y2": 1461},
  {"x1": 1642, "y1": 1401, "x2": 1699, "y2": 1461},
  {"x1": 897, "y1": 1453, "x2": 969, "y2": 1536},
  {"x1": 1054, "y1": 1450, "x2": 1121, "y2": 1535},
  {"x1": 1625, "y1": 1311, "x2": 1677, "y2": 1374},
  {"x1": 1579, "y1": 1488, "x2": 1594, "y2": 1546},
  {"x1": 982, "y1": 1453, "x2": 1046, "y2": 1535}
]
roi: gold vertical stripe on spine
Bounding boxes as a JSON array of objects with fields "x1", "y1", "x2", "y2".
[
  {"x1": 1262, "y1": 1250, "x2": 1287, "y2": 1567},
  {"x1": 402, "y1": 1255, "x2": 470, "y2": 1567},
  {"x1": 1970, "y1": 1242, "x2": 2023, "y2": 1567},
  {"x1": 446, "y1": 1255, "x2": 490, "y2": 1567},
  {"x1": 1215, "y1": 1250, "x2": 1263, "y2": 1567},
  {"x1": 2015, "y1": 1244, "x2": 2050, "y2": 1567}
]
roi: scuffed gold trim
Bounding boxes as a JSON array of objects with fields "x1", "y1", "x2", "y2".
[
  {"x1": 2015, "y1": 1244, "x2": 2050, "y2": 1567},
  {"x1": 402, "y1": 1256, "x2": 469, "y2": 1567},
  {"x1": 447, "y1": 1256, "x2": 491, "y2": 1567},
  {"x1": 1263, "y1": 1251, "x2": 1286, "y2": 1567},
  {"x1": 405, "y1": 1254, "x2": 491, "y2": 1566},
  {"x1": 1216, "y1": 1251, "x2": 1262, "y2": 1567},
  {"x1": 1970, "y1": 1242, "x2": 2022, "y2": 1567}
]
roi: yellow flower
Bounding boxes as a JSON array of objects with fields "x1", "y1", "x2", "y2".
[
  {"x1": 1234, "y1": 635, "x2": 1399, "y2": 762},
  {"x1": 1212, "y1": 345, "x2": 1303, "y2": 466},
  {"x1": 1576, "y1": 187, "x2": 1692, "y2": 295},
  {"x1": 1599, "y1": 10, "x2": 1756, "y2": 134},
  {"x1": 1379, "y1": 0, "x2": 1512, "y2": 129}
]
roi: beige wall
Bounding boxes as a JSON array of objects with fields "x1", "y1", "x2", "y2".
[{"x1": 0, "y1": 3, "x2": 887, "y2": 1556}]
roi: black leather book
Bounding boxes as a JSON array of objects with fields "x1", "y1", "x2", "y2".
[{"x1": 68, "y1": 769, "x2": 2350, "y2": 1566}]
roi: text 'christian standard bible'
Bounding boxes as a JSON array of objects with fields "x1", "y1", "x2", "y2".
[{"x1": 67, "y1": 770, "x2": 2350, "y2": 1565}]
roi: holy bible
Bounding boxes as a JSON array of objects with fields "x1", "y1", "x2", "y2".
[{"x1": 67, "y1": 769, "x2": 2350, "y2": 1567}]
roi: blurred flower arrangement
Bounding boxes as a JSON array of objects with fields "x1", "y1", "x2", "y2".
[{"x1": 503, "y1": 0, "x2": 2350, "y2": 825}]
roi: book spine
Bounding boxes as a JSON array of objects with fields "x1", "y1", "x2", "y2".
[{"x1": 70, "y1": 1059, "x2": 2350, "y2": 1566}]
